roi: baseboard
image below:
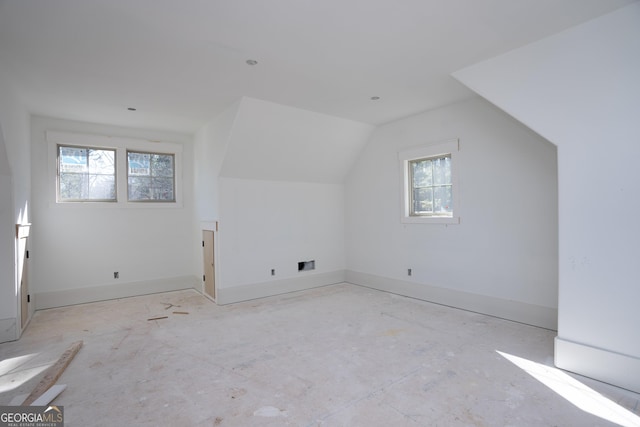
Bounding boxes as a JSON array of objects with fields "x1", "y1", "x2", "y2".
[
  {"x1": 555, "y1": 337, "x2": 640, "y2": 393},
  {"x1": 0, "y1": 317, "x2": 17, "y2": 344},
  {"x1": 216, "y1": 270, "x2": 346, "y2": 305},
  {"x1": 345, "y1": 270, "x2": 557, "y2": 330},
  {"x1": 34, "y1": 275, "x2": 200, "y2": 310}
]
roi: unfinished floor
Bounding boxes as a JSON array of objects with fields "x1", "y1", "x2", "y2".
[{"x1": 1, "y1": 283, "x2": 639, "y2": 426}]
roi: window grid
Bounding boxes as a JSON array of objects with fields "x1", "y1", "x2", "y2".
[
  {"x1": 57, "y1": 145, "x2": 117, "y2": 202},
  {"x1": 127, "y1": 150, "x2": 176, "y2": 202},
  {"x1": 409, "y1": 154, "x2": 452, "y2": 217}
]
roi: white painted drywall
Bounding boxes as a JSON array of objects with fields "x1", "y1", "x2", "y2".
[
  {"x1": 30, "y1": 116, "x2": 198, "y2": 302},
  {"x1": 345, "y1": 97, "x2": 558, "y2": 313},
  {"x1": 453, "y1": 3, "x2": 640, "y2": 392},
  {"x1": 193, "y1": 100, "x2": 240, "y2": 222},
  {"x1": 0, "y1": 128, "x2": 15, "y2": 335},
  {"x1": 219, "y1": 97, "x2": 374, "y2": 184},
  {"x1": 218, "y1": 177, "x2": 345, "y2": 291},
  {"x1": 0, "y1": 67, "x2": 31, "y2": 342},
  {"x1": 204, "y1": 97, "x2": 369, "y2": 299}
]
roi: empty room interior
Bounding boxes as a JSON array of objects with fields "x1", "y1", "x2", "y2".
[{"x1": 1, "y1": 0, "x2": 639, "y2": 425}]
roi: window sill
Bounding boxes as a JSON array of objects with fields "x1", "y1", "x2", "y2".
[
  {"x1": 52, "y1": 201, "x2": 183, "y2": 209},
  {"x1": 401, "y1": 216, "x2": 460, "y2": 224}
]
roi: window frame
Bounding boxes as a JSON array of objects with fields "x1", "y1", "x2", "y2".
[
  {"x1": 126, "y1": 150, "x2": 176, "y2": 203},
  {"x1": 408, "y1": 153, "x2": 453, "y2": 217},
  {"x1": 47, "y1": 131, "x2": 183, "y2": 208},
  {"x1": 57, "y1": 144, "x2": 118, "y2": 203},
  {"x1": 399, "y1": 139, "x2": 460, "y2": 224}
]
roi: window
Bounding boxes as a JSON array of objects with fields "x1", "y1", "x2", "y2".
[
  {"x1": 399, "y1": 139, "x2": 460, "y2": 224},
  {"x1": 409, "y1": 154, "x2": 452, "y2": 217},
  {"x1": 127, "y1": 151, "x2": 175, "y2": 202},
  {"x1": 48, "y1": 131, "x2": 183, "y2": 208},
  {"x1": 57, "y1": 145, "x2": 116, "y2": 202}
]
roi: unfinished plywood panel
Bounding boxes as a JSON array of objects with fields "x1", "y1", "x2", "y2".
[
  {"x1": 203, "y1": 229, "x2": 216, "y2": 300},
  {"x1": 16, "y1": 224, "x2": 31, "y2": 332}
]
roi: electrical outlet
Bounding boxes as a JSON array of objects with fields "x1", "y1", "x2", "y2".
[
  {"x1": 407, "y1": 268, "x2": 412, "y2": 276},
  {"x1": 114, "y1": 271, "x2": 119, "y2": 279},
  {"x1": 271, "y1": 269, "x2": 275, "y2": 276}
]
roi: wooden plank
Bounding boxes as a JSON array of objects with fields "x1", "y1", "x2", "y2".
[
  {"x1": 23, "y1": 341, "x2": 82, "y2": 405},
  {"x1": 172, "y1": 311, "x2": 189, "y2": 315},
  {"x1": 147, "y1": 316, "x2": 168, "y2": 321}
]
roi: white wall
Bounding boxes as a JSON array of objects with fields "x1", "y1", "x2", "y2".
[
  {"x1": 220, "y1": 97, "x2": 374, "y2": 184},
  {"x1": 0, "y1": 67, "x2": 31, "y2": 342},
  {"x1": 345, "y1": 97, "x2": 558, "y2": 329},
  {"x1": 453, "y1": 3, "x2": 640, "y2": 392},
  {"x1": 193, "y1": 100, "x2": 240, "y2": 223},
  {"x1": 195, "y1": 97, "x2": 372, "y2": 303},
  {"x1": 217, "y1": 177, "x2": 345, "y2": 303},
  {"x1": 30, "y1": 116, "x2": 198, "y2": 308},
  {"x1": 0, "y1": 125, "x2": 16, "y2": 342}
]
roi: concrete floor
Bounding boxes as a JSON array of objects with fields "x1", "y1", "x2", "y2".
[{"x1": 1, "y1": 283, "x2": 639, "y2": 426}]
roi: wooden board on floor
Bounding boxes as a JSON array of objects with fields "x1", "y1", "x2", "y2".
[{"x1": 23, "y1": 341, "x2": 82, "y2": 406}]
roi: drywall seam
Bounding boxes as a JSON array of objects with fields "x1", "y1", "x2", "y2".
[
  {"x1": 34, "y1": 275, "x2": 200, "y2": 309},
  {"x1": 555, "y1": 337, "x2": 640, "y2": 394},
  {"x1": 216, "y1": 270, "x2": 346, "y2": 305},
  {"x1": 346, "y1": 270, "x2": 557, "y2": 330}
]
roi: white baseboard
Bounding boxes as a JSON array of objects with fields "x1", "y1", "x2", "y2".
[
  {"x1": 216, "y1": 270, "x2": 345, "y2": 305},
  {"x1": 345, "y1": 270, "x2": 557, "y2": 330},
  {"x1": 34, "y1": 275, "x2": 200, "y2": 310},
  {"x1": 0, "y1": 317, "x2": 17, "y2": 344},
  {"x1": 555, "y1": 337, "x2": 640, "y2": 393}
]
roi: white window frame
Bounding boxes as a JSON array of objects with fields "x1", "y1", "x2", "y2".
[
  {"x1": 399, "y1": 139, "x2": 460, "y2": 224},
  {"x1": 57, "y1": 144, "x2": 117, "y2": 202},
  {"x1": 47, "y1": 131, "x2": 183, "y2": 208},
  {"x1": 126, "y1": 150, "x2": 176, "y2": 203}
]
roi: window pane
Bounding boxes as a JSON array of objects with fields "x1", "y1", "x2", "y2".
[
  {"x1": 58, "y1": 145, "x2": 116, "y2": 202},
  {"x1": 412, "y1": 159, "x2": 432, "y2": 187},
  {"x1": 128, "y1": 152, "x2": 150, "y2": 176},
  {"x1": 152, "y1": 177, "x2": 174, "y2": 200},
  {"x1": 408, "y1": 153, "x2": 453, "y2": 217},
  {"x1": 59, "y1": 172, "x2": 87, "y2": 200},
  {"x1": 433, "y1": 185, "x2": 452, "y2": 214},
  {"x1": 413, "y1": 187, "x2": 433, "y2": 214},
  {"x1": 127, "y1": 151, "x2": 175, "y2": 202},
  {"x1": 88, "y1": 149, "x2": 115, "y2": 174},
  {"x1": 59, "y1": 147, "x2": 88, "y2": 173},
  {"x1": 128, "y1": 176, "x2": 151, "y2": 200},
  {"x1": 433, "y1": 156, "x2": 451, "y2": 185},
  {"x1": 88, "y1": 175, "x2": 116, "y2": 200},
  {"x1": 151, "y1": 154, "x2": 174, "y2": 177}
]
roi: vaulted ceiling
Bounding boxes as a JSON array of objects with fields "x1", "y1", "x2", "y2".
[{"x1": 0, "y1": 0, "x2": 634, "y2": 134}]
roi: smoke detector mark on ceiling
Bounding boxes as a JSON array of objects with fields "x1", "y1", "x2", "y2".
[{"x1": 246, "y1": 59, "x2": 258, "y2": 66}]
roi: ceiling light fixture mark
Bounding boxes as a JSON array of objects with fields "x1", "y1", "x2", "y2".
[
  {"x1": 127, "y1": 107, "x2": 137, "y2": 111},
  {"x1": 246, "y1": 59, "x2": 258, "y2": 66},
  {"x1": 370, "y1": 96, "x2": 380, "y2": 101}
]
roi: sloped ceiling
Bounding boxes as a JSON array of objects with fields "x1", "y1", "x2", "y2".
[
  {"x1": 0, "y1": 0, "x2": 634, "y2": 134},
  {"x1": 219, "y1": 97, "x2": 374, "y2": 183}
]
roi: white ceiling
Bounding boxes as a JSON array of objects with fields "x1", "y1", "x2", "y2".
[{"x1": 0, "y1": 0, "x2": 635, "y2": 134}]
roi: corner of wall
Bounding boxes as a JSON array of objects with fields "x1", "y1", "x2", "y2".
[
  {"x1": 0, "y1": 317, "x2": 17, "y2": 344},
  {"x1": 34, "y1": 275, "x2": 200, "y2": 310},
  {"x1": 555, "y1": 337, "x2": 640, "y2": 394},
  {"x1": 346, "y1": 270, "x2": 558, "y2": 330},
  {"x1": 216, "y1": 270, "x2": 345, "y2": 305}
]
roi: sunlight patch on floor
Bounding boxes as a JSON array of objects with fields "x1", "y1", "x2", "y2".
[
  {"x1": 497, "y1": 350, "x2": 640, "y2": 427},
  {"x1": 0, "y1": 353, "x2": 50, "y2": 393}
]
